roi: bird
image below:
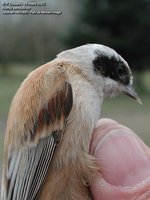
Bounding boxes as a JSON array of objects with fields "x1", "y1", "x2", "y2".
[{"x1": 1, "y1": 44, "x2": 142, "y2": 200}]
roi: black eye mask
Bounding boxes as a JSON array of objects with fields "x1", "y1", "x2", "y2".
[{"x1": 93, "y1": 53, "x2": 131, "y2": 85}]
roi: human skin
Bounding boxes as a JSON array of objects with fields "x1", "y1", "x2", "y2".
[{"x1": 90, "y1": 118, "x2": 150, "y2": 200}]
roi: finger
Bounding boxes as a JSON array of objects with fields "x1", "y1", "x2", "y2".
[{"x1": 90, "y1": 119, "x2": 150, "y2": 200}]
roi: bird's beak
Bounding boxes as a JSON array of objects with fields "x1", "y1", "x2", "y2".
[{"x1": 122, "y1": 85, "x2": 142, "y2": 104}]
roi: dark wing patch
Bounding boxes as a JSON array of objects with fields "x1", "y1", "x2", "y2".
[{"x1": 23, "y1": 81, "x2": 73, "y2": 143}]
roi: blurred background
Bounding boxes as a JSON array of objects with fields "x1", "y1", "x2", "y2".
[{"x1": 0, "y1": 0, "x2": 150, "y2": 188}]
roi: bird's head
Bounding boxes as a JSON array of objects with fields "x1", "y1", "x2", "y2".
[{"x1": 57, "y1": 44, "x2": 142, "y2": 104}]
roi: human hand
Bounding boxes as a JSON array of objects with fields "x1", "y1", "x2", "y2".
[{"x1": 90, "y1": 119, "x2": 150, "y2": 200}]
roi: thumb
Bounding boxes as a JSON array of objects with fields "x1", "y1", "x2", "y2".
[{"x1": 90, "y1": 119, "x2": 150, "y2": 200}]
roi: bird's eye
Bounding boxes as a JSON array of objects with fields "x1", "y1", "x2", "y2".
[{"x1": 117, "y1": 66, "x2": 124, "y2": 75}]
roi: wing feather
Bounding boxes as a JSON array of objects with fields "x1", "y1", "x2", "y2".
[{"x1": 2, "y1": 63, "x2": 73, "y2": 200}]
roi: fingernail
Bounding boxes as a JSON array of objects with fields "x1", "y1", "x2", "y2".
[{"x1": 94, "y1": 130, "x2": 150, "y2": 187}]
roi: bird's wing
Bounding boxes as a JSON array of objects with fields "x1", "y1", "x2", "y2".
[{"x1": 2, "y1": 63, "x2": 73, "y2": 200}]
